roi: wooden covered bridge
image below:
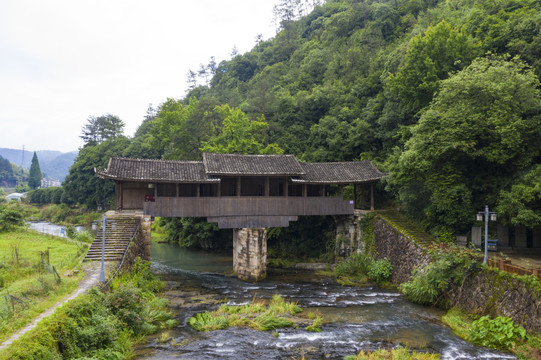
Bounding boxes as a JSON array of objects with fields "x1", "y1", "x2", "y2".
[{"x1": 95, "y1": 153, "x2": 384, "y2": 281}]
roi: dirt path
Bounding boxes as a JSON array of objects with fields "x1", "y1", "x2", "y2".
[{"x1": 0, "y1": 262, "x2": 105, "y2": 352}]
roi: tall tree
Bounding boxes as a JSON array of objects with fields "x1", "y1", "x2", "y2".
[
  {"x1": 80, "y1": 114, "x2": 125, "y2": 146},
  {"x1": 200, "y1": 105, "x2": 283, "y2": 155},
  {"x1": 63, "y1": 137, "x2": 129, "y2": 209},
  {"x1": 28, "y1": 152, "x2": 42, "y2": 189}
]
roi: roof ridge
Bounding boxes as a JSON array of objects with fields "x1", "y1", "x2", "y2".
[{"x1": 112, "y1": 156, "x2": 202, "y2": 164}]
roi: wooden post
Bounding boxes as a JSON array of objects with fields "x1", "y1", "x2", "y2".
[
  {"x1": 176, "y1": 183, "x2": 179, "y2": 197},
  {"x1": 302, "y1": 184, "x2": 307, "y2": 197},
  {"x1": 196, "y1": 184, "x2": 200, "y2": 197},
  {"x1": 370, "y1": 182, "x2": 374, "y2": 211},
  {"x1": 284, "y1": 177, "x2": 288, "y2": 197},
  {"x1": 217, "y1": 182, "x2": 221, "y2": 197},
  {"x1": 237, "y1": 177, "x2": 241, "y2": 197},
  {"x1": 353, "y1": 184, "x2": 358, "y2": 209},
  {"x1": 264, "y1": 177, "x2": 269, "y2": 196}
]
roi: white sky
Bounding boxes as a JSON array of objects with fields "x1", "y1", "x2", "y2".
[{"x1": 0, "y1": 0, "x2": 282, "y2": 153}]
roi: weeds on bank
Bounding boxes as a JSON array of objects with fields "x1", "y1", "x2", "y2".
[
  {"x1": 345, "y1": 347, "x2": 439, "y2": 359},
  {"x1": 188, "y1": 294, "x2": 323, "y2": 333},
  {"x1": 0, "y1": 230, "x2": 85, "y2": 343},
  {"x1": 1, "y1": 258, "x2": 176, "y2": 360},
  {"x1": 334, "y1": 252, "x2": 393, "y2": 287},
  {"x1": 442, "y1": 308, "x2": 541, "y2": 360}
]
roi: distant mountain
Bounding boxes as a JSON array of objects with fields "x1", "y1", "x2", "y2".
[{"x1": 0, "y1": 148, "x2": 77, "y2": 182}]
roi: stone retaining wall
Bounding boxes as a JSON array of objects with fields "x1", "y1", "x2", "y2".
[
  {"x1": 372, "y1": 215, "x2": 541, "y2": 332},
  {"x1": 373, "y1": 217, "x2": 431, "y2": 284}
]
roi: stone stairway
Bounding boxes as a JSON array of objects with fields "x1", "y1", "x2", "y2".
[
  {"x1": 84, "y1": 216, "x2": 141, "y2": 262},
  {"x1": 376, "y1": 210, "x2": 436, "y2": 247}
]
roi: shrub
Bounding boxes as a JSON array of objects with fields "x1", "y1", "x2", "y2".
[
  {"x1": 367, "y1": 259, "x2": 393, "y2": 283},
  {"x1": 400, "y1": 246, "x2": 481, "y2": 305},
  {"x1": 334, "y1": 252, "x2": 373, "y2": 278},
  {"x1": 469, "y1": 315, "x2": 526, "y2": 351},
  {"x1": 0, "y1": 205, "x2": 26, "y2": 232},
  {"x1": 75, "y1": 231, "x2": 94, "y2": 244}
]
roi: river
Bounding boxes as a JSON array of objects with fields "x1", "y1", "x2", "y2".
[
  {"x1": 137, "y1": 243, "x2": 514, "y2": 360},
  {"x1": 27, "y1": 221, "x2": 85, "y2": 237}
]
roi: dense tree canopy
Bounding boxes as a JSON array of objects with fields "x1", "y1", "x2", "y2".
[{"x1": 387, "y1": 55, "x2": 541, "y2": 231}]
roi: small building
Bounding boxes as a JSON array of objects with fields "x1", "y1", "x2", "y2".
[
  {"x1": 40, "y1": 177, "x2": 61, "y2": 188},
  {"x1": 96, "y1": 153, "x2": 384, "y2": 229}
]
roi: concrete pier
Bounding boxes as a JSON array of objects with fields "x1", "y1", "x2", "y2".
[{"x1": 233, "y1": 228, "x2": 267, "y2": 282}]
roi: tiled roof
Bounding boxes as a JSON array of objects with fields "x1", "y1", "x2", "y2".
[
  {"x1": 293, "y1": 161, "x2": 384, "y2": 184},
  {"x1": 96, "y1": 156, "x2": 384, "y2": 184},
  {"x1": 95, "y1": 157, "x2": 218, "y2": 183},
  {"x1": 203, "y1": 153, "x2": 305, "y2": 176}
]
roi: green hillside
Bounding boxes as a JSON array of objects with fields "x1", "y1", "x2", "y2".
[{"x1": 62, "y1": 0, "x2": 541, "y2": 238}]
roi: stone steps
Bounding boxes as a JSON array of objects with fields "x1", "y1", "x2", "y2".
[
  {"x1": 84, "y1": 216, "x2": 141, "y2": 262},
  {"x1": 376, "y1": 210, "x2": 436, "y2": 247}
]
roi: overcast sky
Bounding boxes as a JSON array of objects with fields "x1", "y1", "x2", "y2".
[{"x1": 0, "y1": 0, "x2": 282, "y2": 153}]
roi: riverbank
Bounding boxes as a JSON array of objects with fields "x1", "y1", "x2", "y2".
[
  {"x1": 0, "y1": 229, "x2": 86, "y2": 344},
  {"x1": 372, "y1": 214, "x2": 541, "y2": 358},
  {"x1": 0, "y1": 259, "x2": 176, "y2": 359}
]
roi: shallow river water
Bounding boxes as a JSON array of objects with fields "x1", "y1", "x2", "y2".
[{"x1": 136, "y1": 243, "x2": 515, "y2": 360}]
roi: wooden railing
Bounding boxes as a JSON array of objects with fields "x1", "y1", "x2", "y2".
[
  {"x1": 143, "y1": 196, "x2": 354, "y2": 218},
  {"x1": 487, "y1": 258, "x2": 541, "y2": 281}
]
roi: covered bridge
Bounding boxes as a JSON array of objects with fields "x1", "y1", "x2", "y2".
[
  {"x1": 96, "y1": 153, "x2": 383, "y2": 228},
  {"x1": 96, "y1": 153, "x2": 384, "y2": 281}
]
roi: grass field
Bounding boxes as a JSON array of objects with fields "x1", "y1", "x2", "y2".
[{"x1": 0, "y1": 229, "x2": 86, "y2": 343}]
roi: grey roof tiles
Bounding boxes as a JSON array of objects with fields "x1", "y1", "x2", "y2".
[{"x1": 96, "y1": 153, "x2": 383, "y2": 184}]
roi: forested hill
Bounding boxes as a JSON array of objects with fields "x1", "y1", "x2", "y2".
[{"x1": 65, "y1": 0, "x2": 541, "y2": 236}]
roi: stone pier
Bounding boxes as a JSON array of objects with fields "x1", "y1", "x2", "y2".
[{"x1": 233, "y1": 228, "x2": 267, "y2": 282}]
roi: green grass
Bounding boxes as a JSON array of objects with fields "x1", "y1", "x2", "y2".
[
  {"x1": 0, "y1": 229, "x2": 86, "y2": 343},
  {"x1": 188, "y1": 294, "x2": 321, "y2": 332},
  {"x1": 345, "y1": 347, "x2": 440, "y2": 359}
]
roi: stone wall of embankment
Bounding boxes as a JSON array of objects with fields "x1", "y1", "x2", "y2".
[{"x1": 372, "y1": 216, "x2": 541, "y2": 332}]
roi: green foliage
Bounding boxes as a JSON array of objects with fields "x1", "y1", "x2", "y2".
[
  {"x1": 188, "y1": 311, "x2": 229, "y2": 331},
  {"x1": 497, "y1": 164, "x2": 541, "y2": 227},
  {"x1": 158, "y1": 217, "x2": 232, "y2": 250},
  {"x1": 80, "y1": 114, "x2": 125, "y2": 146},
  {"x1": 367, "y1": 258, "x2": 393, "y2": 283},
  {"x1": 268, "y1": 216, "x2": 336, "y2": 261},
  {"x1": 334, "y1": 252, "x2": 373, "y2": 278},
  {"x1": 200, "y1": 104, "x2": 284, "y2": 155},
  {"x1": 0, "y1": 155, "x2": 16, "y2": 187},
  {"x1": 345, "y1": 347, "x2": 440, "y2": 360},
  {"x1": 0, "y1": 203, "x2": 26, "y2": 232},
  {"x1": 469, "y1": 315, "x2": 526, "y2": 351},
  {"x1": 28, "y1": 186, "x2": 64, "y2": 205},
  {"x1": 63, "y1": 136, "x2": 129, "y2": 209},
  {"x1": 2, "y1": 258, "x2": 171, "y2": 358},
  {"x1": 387, "y1": 55, "x2": 541, "y2": 232},
  {"x1": 388, "y1": 20, "x2": 481, "y2": 116},
  {"x1": 28, "y1": 152, "x2": 42, "y2": 190},
  {"x1": 401, "y1": 246, "x2": 482, "y2": 305},
  {"x1": 188, "y1": 294, "x2": 306, "y2": 333}
]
